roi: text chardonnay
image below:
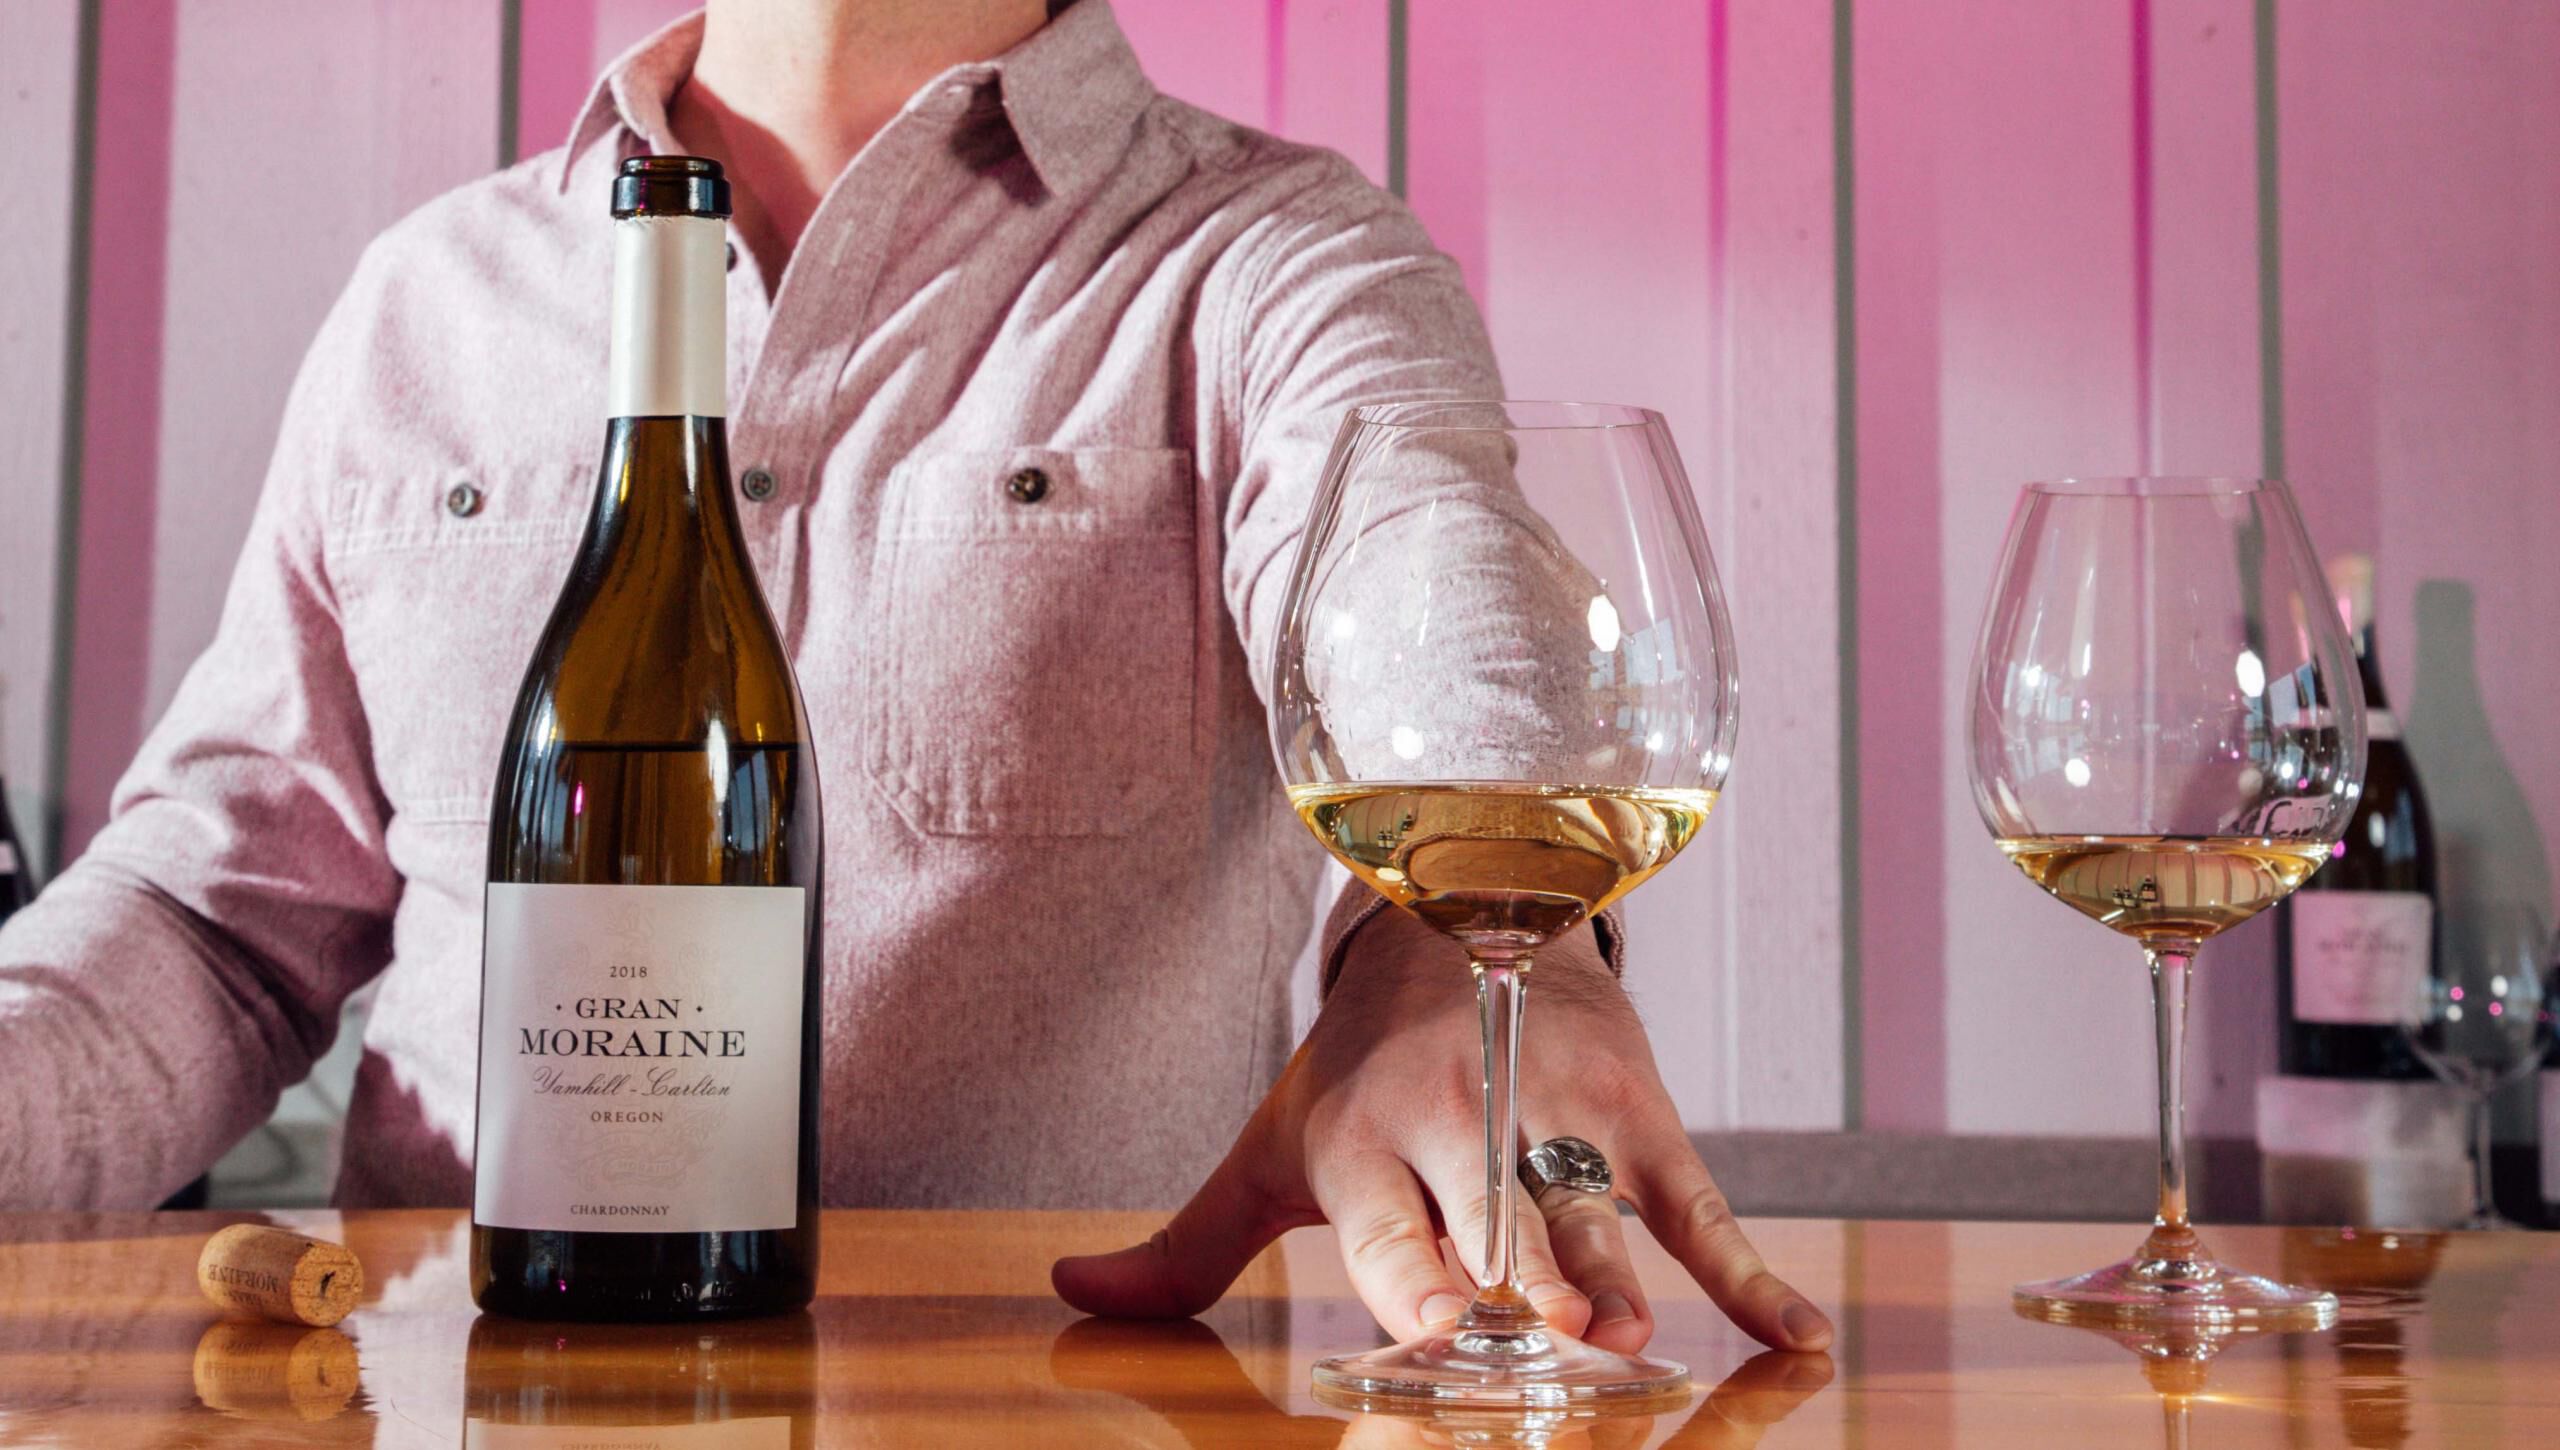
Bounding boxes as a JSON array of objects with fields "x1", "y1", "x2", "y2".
[{"x1": 472, "y1": 157, "x2": 823, "y2": 1320}]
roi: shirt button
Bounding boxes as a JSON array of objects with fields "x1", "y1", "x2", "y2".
[
  {"x1": 1005, "y1": 467, "x2": 1050, "y2": 504},
  {"x1": 741, "y1": 467, "x2": 778, "y2": 502},
  {"x1": 444, "y1": 482, "x2": 484, "y2": 518}
]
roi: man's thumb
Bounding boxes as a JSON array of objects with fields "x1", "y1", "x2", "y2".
[{"x1": 1051, "y1": 1122, "x2": 1310, "y2": 1319}]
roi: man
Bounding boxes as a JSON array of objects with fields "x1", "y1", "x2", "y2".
[{"x1": 0, "y1": 0, "x2": 1830, "y2": 1355}]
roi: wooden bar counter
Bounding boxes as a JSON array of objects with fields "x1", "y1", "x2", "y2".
[{"x1": 1, "y1": 1210, "x2": 2554, "y2": 1445}]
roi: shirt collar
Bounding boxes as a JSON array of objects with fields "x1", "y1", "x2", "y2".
[{"x1": 554, "y1": 1, "x2": 1154, "y2": 202}]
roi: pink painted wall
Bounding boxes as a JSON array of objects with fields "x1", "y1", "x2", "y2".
[
  {"x1": 0, "y1": 2, "x2": 85, "y2": 876},
  {"x1": 9, "y1": 0, "x2": 2557, "y2": 1142}
]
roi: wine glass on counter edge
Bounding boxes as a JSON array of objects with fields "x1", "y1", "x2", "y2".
[
  {"x1": 1968, "y1": 477, "x2": 2365, "y2": 1328},
  {"x1": 1269, "y1": 401, "x2": 1740, "y2": 1405},
  {"x1": 2399, "y1": 907, "x2": 2556, "y2": 1229}
]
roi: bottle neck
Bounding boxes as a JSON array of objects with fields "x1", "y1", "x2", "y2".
[
  {"x1": 608, "y1": 214, "x2": 727, "y2": 421},
  {"x1": 2355, "y1": 622, "x2": 2398, "y2": 740}
]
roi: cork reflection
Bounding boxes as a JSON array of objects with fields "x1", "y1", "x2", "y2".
[{"x1": 191, "y1": 1320, "x2": 360, "y2": 1424}]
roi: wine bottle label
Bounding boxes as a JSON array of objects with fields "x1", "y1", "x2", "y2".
[
  {"x1": 2290, "y1": 891, "x2": 2432, "y2": 1025},
  {"x1": 474, "y1": 883, "x2": 804, "y2": 1234},
  {"x1": 466, "y1": 1418, "x2": 790, "y2": 1448}
]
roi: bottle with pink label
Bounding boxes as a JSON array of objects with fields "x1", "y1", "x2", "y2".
[{"x1": 2276, "y1": 555, "x2": 2435, "y2": 1082}]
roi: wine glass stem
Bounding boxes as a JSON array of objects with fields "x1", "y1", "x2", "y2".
[
  {"x1": 1467, "y1": 958, "x2": 1534, "y2": 1325},
  {"x1": 2144, "y1": 945, "x2": 2200, "y2": 1260}
]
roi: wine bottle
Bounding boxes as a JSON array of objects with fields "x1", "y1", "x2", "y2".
[
  {"x1": 472, "y1": 156, "x2": 823, "y2": 1320},
  {"x1": 2541, "y1": 1050, "x2": 2560, "y2": 1228},
  {"x1": 2275, "y1": 555, "x2": 2432, "y2": 1080},
  {"x1": 0, "y1": 690, "x2": 34, "y2": 926}
]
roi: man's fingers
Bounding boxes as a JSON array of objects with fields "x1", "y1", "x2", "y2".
[
  {"x1": 1051, "y1": 1116, "x2": 1309, "y2": 1320},
  {"x1": 1313, "y1": 1150, "x2": 1473, "y2": 1341},
  {"x1": 1622, "y1": 1133, "x2": 1832, "y2": 1352},
  {"x1": 1409, "y1": 1145, "x2": 1590, "y2": 1338},
  {"x1": 1535, "y1": 1187, "x2": 1652, "y2": 1352}
]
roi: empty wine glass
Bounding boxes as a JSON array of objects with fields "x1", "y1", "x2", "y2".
[
  {"x1": 1269, "y1": 401, "x2": 1739, "y2": 1404},
  {"x1": 2399, "y1": 905, "x2": 2556, "y2": 1229},
  {"x1": 1969, "y1": 477, "x2": 2364, "y2": 1327}
]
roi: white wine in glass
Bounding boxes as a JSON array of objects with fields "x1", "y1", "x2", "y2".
[
  {"x1": 1970, "y1": 476, "x2": 2364, "y2": 1328},
  {"x1": 1270, "y1": 401, "x2": 1740, "y2": 1405}
]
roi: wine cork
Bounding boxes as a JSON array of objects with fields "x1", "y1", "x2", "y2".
[
  {"x1": 197, "y1": 1224, "x2": 363, "y2": 1327},
  {"x1": 192, "y1": 1320, "x2": 361, "y2": 1421}
]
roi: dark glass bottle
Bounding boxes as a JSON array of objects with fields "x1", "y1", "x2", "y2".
[
  {"x1": 2277, "y1": 556, "x2": 2433, "y2": 1080},
  {"x1": 0, "y1": 773, "x2": 30, "y2": 927},
  {"x1": 471, "y1": 157, "x2": 823, "y2": 1320}
]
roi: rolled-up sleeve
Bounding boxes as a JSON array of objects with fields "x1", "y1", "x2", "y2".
[
  {"x1": 0, "y1": 254, "x2": 402, "y2": 1209},
  {"x1": 1209, "y1": 157, "x2": 1624, "y2": 998}
]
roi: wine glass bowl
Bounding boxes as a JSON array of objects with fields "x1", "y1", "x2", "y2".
[
  {"x1": 1269, "y1": 401, "x2": 1738, "y2": 1404},
  {"x1": 1969, "y1": 477, "x2": 2365, "y2": 1328},
  {"x1": 2399, "y1": 907, "x2": 2557, "y2": 1229}
]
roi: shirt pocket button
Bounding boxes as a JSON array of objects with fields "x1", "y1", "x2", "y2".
[
  {"x1": 444, "y1": 482, "x2": 484, "y2": 518},
  {"x1": 1005, "y1": 467, "x2": 1050, "y2": 504},
  {"x1": 741, "y1": 467, "x2": 778, "y2": 502}
]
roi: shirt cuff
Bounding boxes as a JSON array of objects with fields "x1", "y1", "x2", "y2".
[{"x1": 1316, "y1": 884, "x2": 1627, "y2": 998}]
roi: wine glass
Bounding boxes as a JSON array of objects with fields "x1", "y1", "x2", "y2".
[
  {"x1": 1968, "y1": 477, "x2": 2365, "y2": 1327},
  {"x1": 1269, "y1": 401, "x2": 1740, "y2": 1404},
  {"x1": 2399, "y1": 906, "x2": 2556, "y2": 1229}
]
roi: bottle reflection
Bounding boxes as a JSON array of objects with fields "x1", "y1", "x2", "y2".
[
  {"x1": 191, "y1": 1320, "x2": 360, "y2": 1423},
  {"x1": 462, "y1": 1312, "x2": 815, "y2": 1447},
  {"x1": 1048, "y1": 1314, "x2": 1831, "y2": 1449},
  {"x1": 2280, "y1": 1227, "x2": 2443, "y2": 1450}
]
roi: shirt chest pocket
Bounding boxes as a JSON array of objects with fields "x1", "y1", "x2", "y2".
[
  {"x1": 859, "y1": 447, "x2": 1201, "y2": 837},
  {"x1": 331, "y1": 468, "x2": 590, "y2": 827}
]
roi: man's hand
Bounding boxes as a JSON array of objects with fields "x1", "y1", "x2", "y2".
[{"x1": 1051, "y1": 907, "x2": 1834, "y2": 1353}]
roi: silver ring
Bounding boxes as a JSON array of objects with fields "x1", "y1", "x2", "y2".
[{"x1": 1519, "y1": 1136, "x2": 1612, "y2": 1202}]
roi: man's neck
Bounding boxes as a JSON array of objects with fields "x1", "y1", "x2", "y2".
[{"x1": 672, "y1": 0, "x2": 1051, "y2": 283}]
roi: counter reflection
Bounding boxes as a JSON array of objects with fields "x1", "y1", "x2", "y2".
[
  {"x1": 1049, "y1": 1314, "x2": 1834, "y2": 1448},
  {"x1": 463, "y1": 1311, "x2": 816, "y2": 1447}
]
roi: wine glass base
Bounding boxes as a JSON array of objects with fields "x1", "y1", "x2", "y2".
[
  {"x1": 1311, "y1": 1324, "x2": 1690, "y2": 1408},
  {"x1": 2015, "y1": 1251, "x2": 2338, "y2": 1330}
]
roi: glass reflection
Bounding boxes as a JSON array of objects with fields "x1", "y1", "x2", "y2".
[
  {"x1": 1049, "y1": 1313, "x2": 1831, "y2": 1449},
  {"x1": 462, "y1": 1312, "x2": 814, "y2": 1447}
]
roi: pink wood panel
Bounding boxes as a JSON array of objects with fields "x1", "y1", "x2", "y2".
[
  {"x1": 1849, "y1": 0, "x2": 1949, "y2": 1134},
  {"x1": 513, "y1": 0, "x2": 691, "y2": 164},
  {"x1": 1713, "y1": 0, "x2": 1848, "y2": 1130},
  {"x1": 0, "y1": 1, "x2": 84, "y2": 876},
  {"x1": 1273, "y1": 0, "x2": 1390, "y2": 186},
  {"x1": 1112, "y1": 0, "x2": 1271, "y2": 136},
  {"x1": 512, "y1": 0, "x2": 603, "y2": 162},
  {"x1": 1113, "y1": 1, "x2": 1391, "y2": 186},
  {"x1": 2280, "y1": 4, "x2": 2560, "y2": 939},
  {"x1": 2144, "y1": 0, "x2": 2273, "y2": 1140},
  {"x1": 1401, "y1": 2, "x2": 1485, "y2": 304},
  {"x1": 58, "y1": 0, "x2": 504, "y2": 862},
  {"x1": 1859, "y1": 0, "x2": 2156, "y2": 1137},
  {"x1": 58, "y1": 0, "x2": 178, "y2": 863},
  {"x1": 1406, "y1": 2, "x2": 1845, "y2": 1130}
]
